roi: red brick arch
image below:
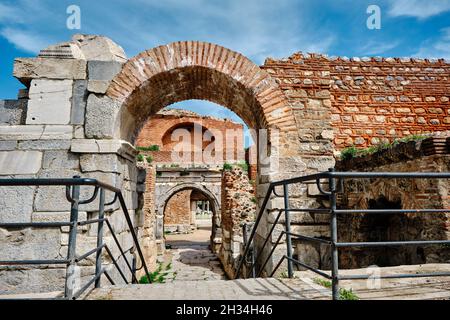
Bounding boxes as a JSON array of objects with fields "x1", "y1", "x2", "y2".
[{"x1": 106, "y1": 41, "x2": 296, "y2": 143}]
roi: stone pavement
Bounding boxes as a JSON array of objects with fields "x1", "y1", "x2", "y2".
[
  {"x1": 86, "y1": 278, "x2": 324, "y2": 300},
  {"x1": 161, "y1": 227, "x2": 227, "y2": 282},
  {"x1": 86, "y1": 263, "x2": 450, "y2": 300}
]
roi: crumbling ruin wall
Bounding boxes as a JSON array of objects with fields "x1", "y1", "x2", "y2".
[
  {"x1": 336, "y1": 138, "x2": 450, "y2": 268},
  {"x1": 219, "y1": 167, "x2": 256, "y2": 278},
  {"x1": 137, "y1": 162, "x2": 157, "y2": 276}
]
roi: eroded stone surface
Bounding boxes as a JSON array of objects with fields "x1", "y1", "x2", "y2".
[
  {"x1": 26, "y1": 79, "x2": 73, "y2": 125},
  {"x1": 0, "y1": 151, "x2": 42, "y2": 175}
]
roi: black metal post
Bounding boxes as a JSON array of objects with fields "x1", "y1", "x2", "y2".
[
  {"x1": 64, "y1": 179, "x2": 80, "y2": 299},
  {"x1": 95, "y1": 188, "x2": 105, "y2": 288},
  {"x1": 283, "y1": 184, "x2": 294, "y2": 278},
  {"x1": 251, "y1": 239, "x2": 256, "y2": 278},
  {"x1": 132, "y1": 256, "x2": 137, "y2": 283},
  {"x1": 328, "y1": 168, "x2": 339, "y2": 300}
]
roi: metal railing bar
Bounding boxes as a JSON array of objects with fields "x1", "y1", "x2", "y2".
[
  {"x1": 235, "y1": 184, "x2": 274, "y2": 278},
  {"x1": 104, "y1": 245, "x2": 129, "y2": 284},
  {"x1": 336, "y1": 240, "x2": 450, "y2": 248},
  {"x1": 105, "y1": 193, "x2": 118, "y2": 206},
  {"x1": 271, "y1": 172, "x2": 331, "y2": 187},
  {"x1": 285, "y1": 256, "x2": 332, "y2": 280},
  {"x1": 0, "y1": 259, "x2": 69, "y2": 266},
  {"x1": 0, "y1": 222, "x2": 72, "y2": 228},
  {"x1": 104, "y1": 270, "x2": 116, "y2": 285},
  {"x1": 269, "y1": 255, "x2": 287, "y2": 277},
  {"x1": 285, "y1": 208, "x2": 331, "y2": 213},
  {"x1": 328, "y1": 172, "x2": 450, "y2": 179},
  {"x1": 117, "y1": 193, "x2": 148, "y2": 282},
  {"x1": 77, "y1": 218, "x2": 106, "y2": 226},
  {"x1": 0, "y1": 178, "x2": 121, "y2": 192},
  {"x1": 338, "y1": 271, "x2": 450, "y2": 280},
  {"x1": 316, "y1": 179, "x2": 331, "y2": 196},
  {"x1": 287, "y1": 232, "x2": 332, "y2": 245},
  {"x1": 72, "y1": 268, "x2": 107, "y2": 300},
  {"x1": 79, "y1": 186, "x2": 99, "y2": 205},
  {"x1": 257, "y1": 231, "x2": 285, "y2": 278},
  {"x1": 75, "y1": 244, "x2": 106, "y2": 263},
  {"x1": 335, "y1": 209, "x2": 450, "y2": 214},
  {"x1": 247, "y1": 209, "x2": 284, "y2": 277},
  {"x1": 105, "y1": 219, "x2": 138, "y2": 283}
]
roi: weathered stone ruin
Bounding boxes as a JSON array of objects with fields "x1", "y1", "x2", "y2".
[{"x1": 0, "y1": 33, "x2": 450, "y2": 294}]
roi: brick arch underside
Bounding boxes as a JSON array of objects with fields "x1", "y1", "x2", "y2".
[{"x1": 106, "y1": 41, "x2": 297, "y2": 144}]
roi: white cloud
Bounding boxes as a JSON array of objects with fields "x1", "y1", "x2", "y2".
[
  {"x1": 0, "y1": 3, "x2": 23, "y2": 23},
  {"x1": 359, "y1": 40, "x2": 399, "y2": 55},
  {"x1": 387, "y1": 0, "x2": 450, "y2": 19},
  {"x1": 414, "y1": 27, "x2": 450, "y2": 59},
  {"x1": 0, "y1": 28, "x2": 51, "y2": 53}
]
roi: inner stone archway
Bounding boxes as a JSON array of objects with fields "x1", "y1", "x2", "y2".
[{"x1": 83, "y1": 41, "x2": 301, "y2": 278}]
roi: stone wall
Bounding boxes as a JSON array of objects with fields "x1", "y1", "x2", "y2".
[
  {"x1": 0, "y1": 35, "x2": 147, "y2": 294},
  {"x1": 219, "y1": 167, "x2": 256, "y2": 278},
  {"x1": 137, "y1": 162, "x2": 157, "y2": 276},
  {"x1": 335, "y1": 137, "x2": 450, "y2": 268}
]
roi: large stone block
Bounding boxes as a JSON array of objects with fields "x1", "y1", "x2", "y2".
[
  {"x1": 0, "y1": 151, "x2": 42, "y2": 175},
  {"x1": 0, "y1": 141, "x2": 17, "y2": 151},
  {"x1": 32, "y1": 211, "x2": 87, "y2": 223},
  {"x1": 85, "y1": 94, "x2": 120, "y2": 139},
  {"x1": 80, "y1": 154, "x2": 121, "y2": 173},
  {"x1": 13, "y1": 58, "x2": 86, "y2": 82},
  {"x1": 71, "y1": 139, "x2": 137, "y2": 161},
  {"x1": 0, "y1": 185, "x2": 35, "y2": 223},
  {"x1": 42, "y1": 150, "x2": 79, "y2": 169},
  {"x1": 87, "y1": 61, "x2": 123, "y2": 94},
  {"x1": 18, "y1": 140, "x2": 71, "y2": 150},
  {"x1": 0, "y1": 268, "x2": 66, "y2": 295},
  {"x1": 0, "y1": 125, "x2": 73, "y2": 141},
  {"x1": 71, "y1": 80, "x2": 88, "y2": 125},
  {"x1": 0, "y1": 228, "x2": 62, "y2": 261},
  {"x1": 0, "y1": 100, "x2": 27, "y2": 125},
  {"x1": 72, "y1": 34, "x2": 127, "y2": 62},
  {"x1": 88, "y1": 60, "x2": 123, "y2": 80},
  {"x1": 26, "y1": 79, "x2": 73, "y2": 125}
]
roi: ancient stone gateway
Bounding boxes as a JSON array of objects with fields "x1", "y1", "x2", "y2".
[{"x1": 3, "y1": 33, "x2": 450, "y2": 296}]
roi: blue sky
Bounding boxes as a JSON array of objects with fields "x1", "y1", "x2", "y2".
[{"x1": 1, "y1": 0, "x2": 450, "y2": 136}]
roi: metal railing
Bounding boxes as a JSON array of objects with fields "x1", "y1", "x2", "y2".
[
  {"x1": 236, "y1": 169, "x2": 450, "y2": 300},
  {"x1": 0, "y1": 176, "x2": 151, "y2": 300}
]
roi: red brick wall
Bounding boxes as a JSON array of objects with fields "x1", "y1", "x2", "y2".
[
  {"x1": 136, "y1": 111, "x2": 245, "y2": 164},
  {"x1": 164, "y1": 189, "x2": 192, "y2": 225},
  {"x1": 262, "y1": 54, "x2": 450, "y2": 150}
]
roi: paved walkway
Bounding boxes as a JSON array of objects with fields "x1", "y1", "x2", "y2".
[
  {"x1": 162, "y1": 226, "x2": 227, "y2": 282},
  {"x1": 87, "y1": 264, "x2": 450, "y2": 300},
  {"x1": 86, "y1": 278, "x2": 322, "y2": 300}
]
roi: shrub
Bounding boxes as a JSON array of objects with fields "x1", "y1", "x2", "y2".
[
  {"x1": 236, "y1": 160, "x2": 249, "y2": 172},
  {"x1": 136, "y1": 154, "x2": 144, "y2": 162},
  {"x1": 223, "y1": 163, "x2": 233, "y2": 170},
  {"x1": 340, "y1": 146, "x2": 358, "y2": 160},
  {"x1": 339, "y1": 288, "x2": 359, "y2": 300},
  {"x1": 146, "y1": 155, "x2": 153, "y2": 163},
  {"x1": 139, "y1": 263, "x2": 170, "y2": 284},
  {"x1": 136, "y1": 145, "x2": 160, "y2": 152}
]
